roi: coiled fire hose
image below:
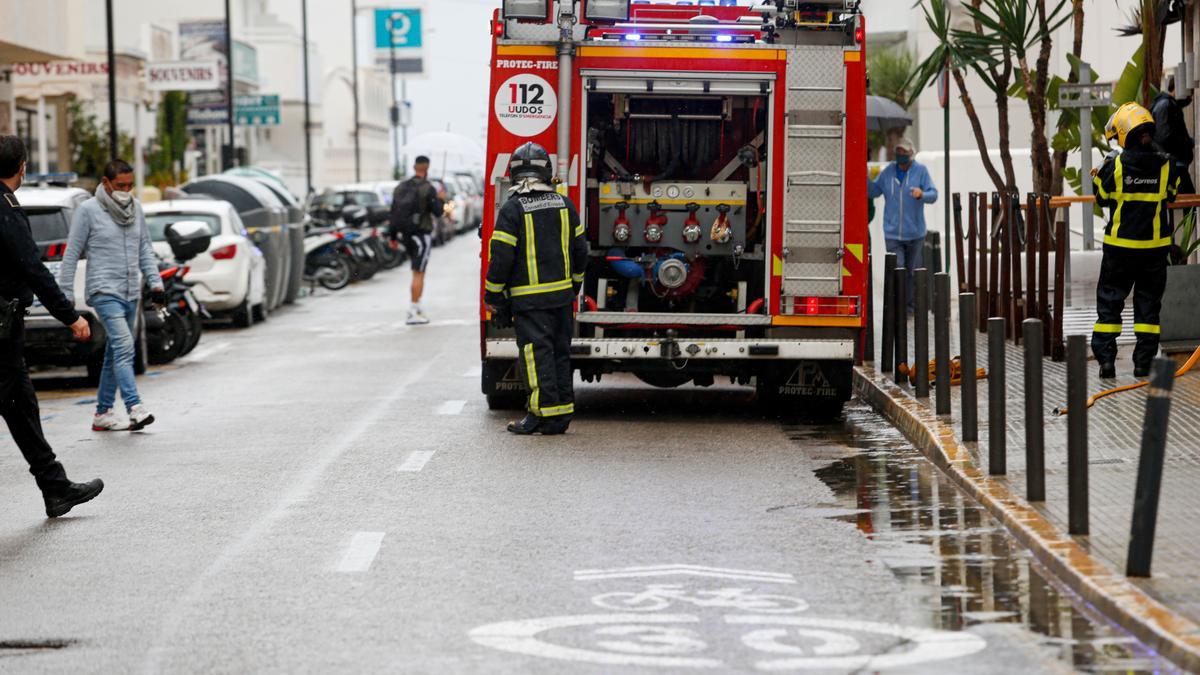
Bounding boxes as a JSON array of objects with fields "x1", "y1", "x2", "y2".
[
  {"x1": 1052, "y1": 344, "x2": 1200, "y2": 416},
  {"x1": 897, "y1": 357, "x2": 988, "y2": 386}
]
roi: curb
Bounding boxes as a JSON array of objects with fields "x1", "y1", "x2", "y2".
[{"x1": 853, "y1": 365, "x2": 1200, "y2": 672}]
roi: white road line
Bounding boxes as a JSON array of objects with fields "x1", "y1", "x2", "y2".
[
  {"x1": 337, "y1": 532, "x2": 385, "y2": 573},
  {"x1": 436, "y1": 400, "x2": 467, "y2": 415},
  {"x1": 397, "y1": 450, "x2": 436, "y2": 473},
  {"x1": 180, "y1": 341, "x2": 233, "y2": 363},
  {"x1": 142, "y1": 356, "x2": 439, "y2": 673}
]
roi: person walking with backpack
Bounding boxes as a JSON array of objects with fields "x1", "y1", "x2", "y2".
[
  {"x1": 58, "y1": 159, "x2": 164, "y2": 432},
  {"x1": 390, "y1": 156, "x2": 445, "y2": 325}
]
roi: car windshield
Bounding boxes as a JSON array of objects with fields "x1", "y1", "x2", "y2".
[
  {"x1": 145, "y1": 213, "x2": 221, "y2": 242},
  {"x1": 316, "y1": 191, "x2": 379, "y2": 209},
  {"x1": 26, "y1": 209, "x2": 70, "y2": 243}
]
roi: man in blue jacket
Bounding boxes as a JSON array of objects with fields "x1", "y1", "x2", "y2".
[{"x1": 868, "y1": 138, "x2": 939, "y2": 311}]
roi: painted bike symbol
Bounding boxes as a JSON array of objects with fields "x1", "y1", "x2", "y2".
[{"x1": 592, "y1": 584, "x2": 809, "y2": 614}]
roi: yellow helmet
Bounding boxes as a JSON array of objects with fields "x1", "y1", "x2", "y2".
[{"x1": 1104, "y1": 102, "x2": 1155, "y2": 148}]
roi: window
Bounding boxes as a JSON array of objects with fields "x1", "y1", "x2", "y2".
[
  {"x1": 144, "y1": 213, "x2": 221, "y2": 242},
  {"x1": 26, "y1": 209, "x2": 70, "y2": 243}
]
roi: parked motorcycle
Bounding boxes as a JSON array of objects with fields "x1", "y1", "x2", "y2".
[
  {"x1": 304, "y1": 224, "x2": 355, "y2": 291},
  {"x1": 145, "y1": 221, "x2": 211, "y2": 365}
]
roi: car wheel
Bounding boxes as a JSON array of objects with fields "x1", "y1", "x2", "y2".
[
  {"x1": 232, "y1": 288, "x2": 255, "y2": 329},
  {"x1": 253, "y1": 298, "x2": 269, "y2": 323},
  {"x1": 134, "y1": 315, "x2": 149, "y2": 374}
]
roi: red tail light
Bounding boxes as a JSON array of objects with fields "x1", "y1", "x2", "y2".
[
  {"x1": 43, "y1": 243, "x2": 66, "y2": 260},
  {"x1": 788, "y1": 296, "x2": 861, "y2": 317},
  {"x1": 855, "y1": 25, "x2": 864, "y2": 45},
  {"x1": 211, "y1": 244, "x2": 237, "y2": 260}
]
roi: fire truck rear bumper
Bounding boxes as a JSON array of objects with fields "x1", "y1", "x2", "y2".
[{"x1": 485, "y1": 338, "x2": 856, "y2": 361}]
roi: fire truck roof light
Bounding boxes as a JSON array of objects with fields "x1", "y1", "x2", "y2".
[
  {"x1": 624, "y1": 33, "x2": 642, "y2": 40},
  {"x1": 715, "y1": 34, "x2": 732, "y2": 42},
  {"x1": 584, "y1": 0, "x2": 632, "y2": 22},
  {"x1": 502, "y1": 0, "x2": 552, "y2": 21}
]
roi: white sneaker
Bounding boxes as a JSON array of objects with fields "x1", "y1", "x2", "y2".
[
  {"x1": 406, "y1": 307, "x2": 430, "y2": 325},
  {"x1": 92, "y1": 411, "x2": 127, "y2": 432},
  {"x1": 128, "y1": 404, "x2": 155, "y2": 432}
]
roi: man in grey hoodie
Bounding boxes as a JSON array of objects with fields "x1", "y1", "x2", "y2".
[{"x1": 58, "y1": 160, "x2": 164, "y2": 432}]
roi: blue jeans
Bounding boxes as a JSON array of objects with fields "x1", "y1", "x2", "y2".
[
  {"x1": 886, "y1": 237, "x2": 925, "y2": 311},
  {"x1": 92, "y1": 295, "x2": 141, "y2": 414}
]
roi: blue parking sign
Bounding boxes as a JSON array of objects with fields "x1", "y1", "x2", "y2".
[{"x1": 375, "y1": 8, "x2": 422, "y2": 49}]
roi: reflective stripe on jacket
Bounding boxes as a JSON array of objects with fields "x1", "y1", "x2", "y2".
[
  {"x1": 485, "y1": 190, "x2": 588, "y2": 312},
  {"x1": 1093, "y1": 151, "x2": 1182, "y2": 250}
]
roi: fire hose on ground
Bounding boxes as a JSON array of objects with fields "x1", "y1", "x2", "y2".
[{"x1": 1052, "y1": 344, "x2": 1200, "y2": 416}]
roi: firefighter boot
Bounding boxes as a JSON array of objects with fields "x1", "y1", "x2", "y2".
[
  {"x1": 1134, "y1": 363, "x2": 1152, "y2": 378},
  {"x1": 1098, "y1": 362, "x2": 1117, "y2": 379},
  {"x1": 507, "y1": 414, "x2": 542, "y2": 435},
  {"x1": 539, "y1": 417, "x2": 571, "y2": 436}
]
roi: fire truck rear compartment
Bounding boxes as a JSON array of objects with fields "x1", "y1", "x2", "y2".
[{"x1": 580, "y1": 87, "x2": 769, "y2": 340}]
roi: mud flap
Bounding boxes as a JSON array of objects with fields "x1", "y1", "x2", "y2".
[
  {"x1": 482, "y1": 359, "x2": 526, "y2": 410},
  {"x1": 758, "y1": 360, "x2": 852, "y2": 419}
]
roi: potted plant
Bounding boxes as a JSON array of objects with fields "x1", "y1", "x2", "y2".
[{"x1": 1162, "y1": 208, "x2": 1200, "y2": 343}]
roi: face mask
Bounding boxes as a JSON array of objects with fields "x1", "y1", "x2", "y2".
[
  {"x1": 111, "y1": 190, "x2": 133, "y2": 207},
  {"x1": 895, "y1": 154, "x2": 911, "y2": 167}
]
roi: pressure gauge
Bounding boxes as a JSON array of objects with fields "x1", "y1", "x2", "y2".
[
  {"x1": 666, "y1": 185, "x2": 681, "y2": 199},
  {"x1": 652, "y1": 187, "x2": 664, "y2": 198},
  {"x1": 683, "y1": 187, "x2": 695, "y2": 198}
]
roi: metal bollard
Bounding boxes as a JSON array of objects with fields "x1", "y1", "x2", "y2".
[
  {"x1": 914, "y1": 269, "x2": 930, "y2": 398},
  {"x1": 1126, "y1": 357, "x2": 1177, "y2": 577},
  {"x1": 960, "y1": 293, "x2": 978, "y2": 443},
  {"x1": 1066, "y1": 335, "x2": 1089, "y2": 535},
  {"x1": 1023, "y1": 319, "x2": 1045, "y2": 501},
  {"x1": 988, "y1": 317, "x2": 1006, "y2": 475},
  {"x1": 934, "y1": 273, "x2": 952, "y2": 415},
  {"x1": 864, "y1": 241, "x2": 875, "y2": 364},
  {"x1": 895, "y1": 266, "x2": 909, "y2": 384},
  {"x1": 881, "y1": 253, "x2": 897, "y2": 374}
]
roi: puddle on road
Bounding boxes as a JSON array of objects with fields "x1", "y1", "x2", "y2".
[{"x1": 784, "y1": 402, "x2": 1179, "y2": 675}]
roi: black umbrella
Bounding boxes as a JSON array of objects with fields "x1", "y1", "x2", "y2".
[{"x1": 867, "y1": 95, "x2": 913, "y2": 132}]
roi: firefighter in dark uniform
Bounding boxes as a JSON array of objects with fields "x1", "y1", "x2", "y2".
[
  {"x1": 1092, "y1": 103, "x2": 1184, "y2": 379},
  {"x1": 484, "y1": 142, "x2": 589, "y2": 435},
  {"x1": 0, "y1": 135, "x2": 104, "y2": 517}
]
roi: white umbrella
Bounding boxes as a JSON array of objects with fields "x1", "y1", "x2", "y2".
[{"x1": 399, "y1": 131, "x2": 485, "y2": 177}]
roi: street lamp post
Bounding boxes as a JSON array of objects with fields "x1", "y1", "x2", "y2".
[
  {"x1": 390, "y1": 21, "x2": 400, "y2": 179},
  {"x1": 302, "y1": 0, "x2": 312, "y2": 194},
  {"x1": 351, "y1": 0, "x2": 362, "y2": 182},
  {"x1": 106, "y1": 0, "x2": 118, "y2": 160},
  {"x1": 224, "y1": 0, "x2": 237, "y2": 169}
]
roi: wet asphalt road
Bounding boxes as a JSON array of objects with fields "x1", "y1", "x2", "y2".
[{"x1": 0, "y1": 234, "x2": 1172, "y2": 674}]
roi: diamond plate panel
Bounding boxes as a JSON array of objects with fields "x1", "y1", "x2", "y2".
[
  {"x1": 786, "y1": 136, "x2": 841, "y2": 176},
  {"x1": 785, "y1": 46, "x2": 845, "y2": 93},
  {"x1": 785, "y1": 185, "x2": 840, "y2": 222},
  {"x1": 783, "y1": 262, "x2": 840, "y2": 296}
]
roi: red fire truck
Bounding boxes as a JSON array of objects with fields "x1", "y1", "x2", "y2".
[{"x1": 480, "y1": 0, "x2": 868, "y2": 416}]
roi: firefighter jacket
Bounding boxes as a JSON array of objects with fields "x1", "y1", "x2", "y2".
[
  {"x1": 485, "y1": 189, "x2": 588, "y2": 312},
  {"x1": 1093, "y1": 150, "x2": 1183, "y2": 251}
]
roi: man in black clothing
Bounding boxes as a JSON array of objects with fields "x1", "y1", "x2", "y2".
[
  {"x1": 1151, "y1": 75, "x2": 1195, "y2": 194},
  {"x1": 484, "y1": 142, "x2": 588, "y2": 435},
  {"x1": 390, "y1": 155, "x2": 445, "y2": 325},
  {"x1": 0, "y1": 135, "x2": 104, "y2": 517},
  {"x1": 1092, "y1": 104, "x2": 1183, "y2": 379}
]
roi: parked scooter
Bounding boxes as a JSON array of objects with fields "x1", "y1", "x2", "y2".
[
  {"x1": 144, "y1": 221, "x2": 211, "y2": 365},
  {"x1": 304, "y1": 224, "x2": 355, "y2": 291}
]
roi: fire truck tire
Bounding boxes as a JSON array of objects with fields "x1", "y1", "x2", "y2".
[
  {"x1": 633, "y1": 370, "x2": 694, "y2": 389},
  {"x1": 483, "y1": 359, "x2": 526, "y2": 410}
]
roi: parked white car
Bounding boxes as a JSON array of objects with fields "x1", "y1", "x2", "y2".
[{"x1": 143, "y1": 199, "x2": 268, "y2": 327}]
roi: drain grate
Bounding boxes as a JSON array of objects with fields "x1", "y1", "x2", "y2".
[{"x1": 0, "y1": 639, "x2": 74, "y2": 651}]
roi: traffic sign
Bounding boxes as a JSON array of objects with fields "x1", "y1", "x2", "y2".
[
  {"x1": 375, "y1": 8, "x2": 423, "y2": 49},
  {"x1": 1058, "y1": 83, "x2": 1112, "y2": 109},
  {"x1": 235, "y1": 95, "x2": 281, "y2": 127}
]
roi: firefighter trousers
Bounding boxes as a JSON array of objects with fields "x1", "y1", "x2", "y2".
[
  {"x1": 514, "y1": 306, "x2": 575, "y2": 419},
  {"x1": 1092, "y1": 250, "x2": 1168, "y2": 368}
]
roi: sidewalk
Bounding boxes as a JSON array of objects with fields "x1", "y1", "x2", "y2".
[{"x1": 855, "y1": 315, "x2": 1200, "y2": 670}]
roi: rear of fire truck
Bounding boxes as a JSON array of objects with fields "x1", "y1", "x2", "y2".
[{"x1": 480, "y1": 0, "x2": 868, "y2": 416}]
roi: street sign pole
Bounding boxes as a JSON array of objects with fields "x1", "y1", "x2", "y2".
[
  {"x1": 106, "y1": 0, "x2": 118, "y2": 161},
  {"x1": 390, "y1": 27, "x2": 400, "y2": 179},
  {"x1": 1080, "y1": 63, "x2": 1094, "y2": 251},
  {"x1": 225, "y1": 0, "x2": 237, "y2": 169}
]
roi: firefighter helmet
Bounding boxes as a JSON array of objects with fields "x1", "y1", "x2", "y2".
[
  {"x1": 1104, "y1": 102, "x2": 1155, "y2": 148},
  {"x1": 510, "y1": 142, "x2": 553, "y2": 183}
]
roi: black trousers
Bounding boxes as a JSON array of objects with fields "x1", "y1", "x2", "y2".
[
  {"x1": 1092, "y1": 249, "x2": 1168, "y2": 368},
  {"x1": 0, "y1": 320, "x2": 70, "y2": 494},
  {"x1": 514, "y1": 305, "x2": 575, "y2": 419}
]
